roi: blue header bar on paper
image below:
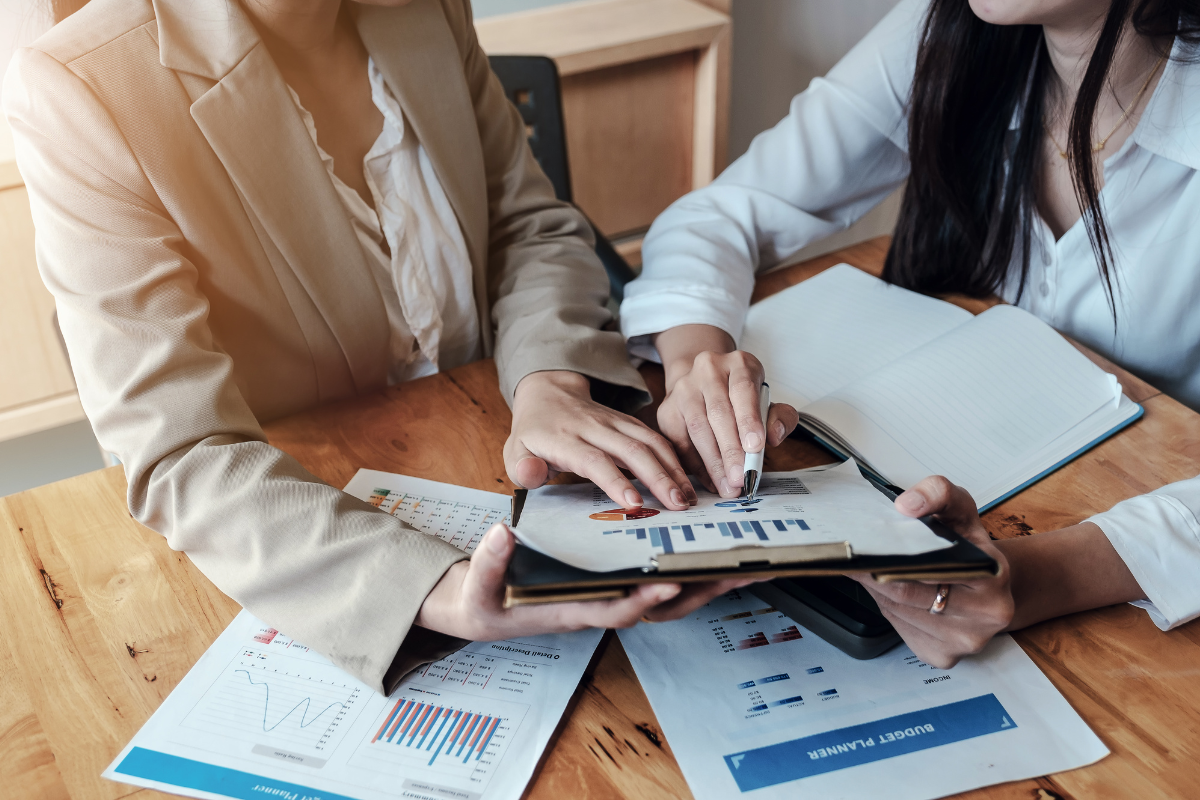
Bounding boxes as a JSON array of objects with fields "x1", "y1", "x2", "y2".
[
  {"x1": 115, "y1": 747, "x2": 363, "y2": 800},
  {"x1": 723, "y1": 693, "x2": 1017, "y2": 792}
]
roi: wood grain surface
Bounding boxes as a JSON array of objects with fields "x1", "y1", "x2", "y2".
[{"x1": 3, "y1": 240, "x2": 1199, "y2": 800}]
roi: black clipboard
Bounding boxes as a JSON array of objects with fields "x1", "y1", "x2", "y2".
[{"x1": 503, "y1": 467, "x2": 997, "y2": 607}]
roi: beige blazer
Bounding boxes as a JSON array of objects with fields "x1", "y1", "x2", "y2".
[{"x1": 4, "y1": 0, "x2": 646, "y2": 693}]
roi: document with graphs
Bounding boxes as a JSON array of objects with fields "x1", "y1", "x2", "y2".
[
  {"x1": 513, "y1": 459, "x2": 951, "y2": 573},
  {"x1": 740, "y1": 264, "x2": 1142, "y2": 511},
  {"x1": 619, "y1": 589, "x2": 1107, "y2": 800},
  {"x1": 103, "y1": 471, "x2": 604, "y2": 800}
]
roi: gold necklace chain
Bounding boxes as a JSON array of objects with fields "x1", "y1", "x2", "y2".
[{"x1": 1044, "y1": 54, "x2": 1166, "y2": 160}]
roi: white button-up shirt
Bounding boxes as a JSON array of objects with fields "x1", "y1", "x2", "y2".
[
  {"x1": 290, "y1": 59, "x2": 480, "y2": 385},
  {"x1": 620, "y1": 0, "x2": 1200, "y2": 631}
]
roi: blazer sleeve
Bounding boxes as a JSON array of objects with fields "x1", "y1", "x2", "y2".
[
  {"x1": 444, "y1": 0, "x2": 649, "y2": 406},
  {"x1": 619, "y1": 0, "x2": 928, "y2": 353},
  {"x1": 3, "y1": 47, "x2": 469, "y2": 695}
]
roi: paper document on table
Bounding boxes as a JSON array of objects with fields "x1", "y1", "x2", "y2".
[
  {"x1": 740, "y1": 264, "x2": 973, "y2": 408},
  {"x1": 512, "y1": 460, "x2": 951, "y2": 572},
  {"x1": 619, "y1": 589, "x2": 1108, "y2": 800},
  {"x1": 103, "y1": 471, "x2": 603, "y2": 800},
  {"x1": 802, "y1": 305, "x2": 1121, "y2": 498}
]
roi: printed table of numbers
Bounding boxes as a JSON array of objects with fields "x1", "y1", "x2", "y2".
[{"x1": 360, "y1": 474, "x2": 512, "y2": 554}]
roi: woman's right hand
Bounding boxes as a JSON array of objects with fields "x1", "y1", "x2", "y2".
[
  {"x1": 653, "y1": 324, "x2": 799, "y2": 498},
  {"x1": 415, "y1": 524, "x2": 755, "y2": 641}
]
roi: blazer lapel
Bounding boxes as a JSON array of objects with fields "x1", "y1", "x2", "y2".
[
  {"x1": 356, "y1": 0, "x2": 489, "y2": 277},
  {"x1": 157, "y1": 0, "x2": 391, "y2": 393}
]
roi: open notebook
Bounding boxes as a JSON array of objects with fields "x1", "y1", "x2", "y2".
[{"x1": 740, "y1": 265, "x2": 1143, "y2": 511}]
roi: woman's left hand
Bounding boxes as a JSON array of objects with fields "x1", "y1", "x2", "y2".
[
  {"x1": 850, "y1": 476, "x2": 1015, "y2": 668},
  {"x1": 505, "y1": 370, "x2": 697, "y2": 511}
]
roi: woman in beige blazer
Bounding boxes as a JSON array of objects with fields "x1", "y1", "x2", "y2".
[{"x1": 4, "y1": 0, "x2": 744, "y2": 694}]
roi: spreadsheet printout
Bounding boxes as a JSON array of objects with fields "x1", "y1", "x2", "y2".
[
  {"x1": 103, "y1": 471, "x2": 603, "y2": 800},
  {"x1": 619, "y1": 590, "x2": 1107, "y2": 800}
]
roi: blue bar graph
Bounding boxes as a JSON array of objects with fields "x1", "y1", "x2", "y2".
[
  {"x1": 674, "y1": 524, "x2": 695, "y2": 541},
  {"x1": 659, "y1": 527, "x2": 674, "y2": 553},
  {"x1": 602, "y1": 519, "x2": 810, "y2": 544},
  {"x1": 372, "y1": 698, "x2": 503, "y2": 766}
]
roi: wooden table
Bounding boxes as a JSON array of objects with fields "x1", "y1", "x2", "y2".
[{"x1": 4, "y1": 238, "x2": 1199, "y2": 800}]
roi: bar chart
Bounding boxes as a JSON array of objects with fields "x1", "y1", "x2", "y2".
[
  {"x1": 708, "y1": 602, "x2": 805, "y2": 655},
  {"x1": 600, "y1": 519, "x2": 811, "y2": 553},
  {"x1": 369, "y1": 698, "x2": 502, "y2": 765},
  {"x1": 349, "y1": 687, "x2": 527, "y2": 787},
  {"x1": 736, "y1": 626, "x2": 804, "y2": 650}
]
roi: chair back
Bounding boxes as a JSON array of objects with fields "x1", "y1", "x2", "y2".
[
  {"x1": 488, "y1": 55, "x2": 638, "y2": 302},
  {"x1": 487, "y1": 55, "x2": 573, "y2": 203}
]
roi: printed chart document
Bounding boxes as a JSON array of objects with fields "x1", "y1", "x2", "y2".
[
  {"x1": 740, "y1": 264, "x2": 1142, "y2": 510},
  {"x1": 619, "y1": 590, "x2": 1107, "y2": 800},
  {"x1": 104, "y1": 471, "x2": 603, "y2": 800},
  {"x1": 513, "y1": 460, "x2": 951, "y2": 572}
]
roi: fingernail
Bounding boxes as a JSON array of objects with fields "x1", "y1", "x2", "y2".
[
  {"x1": 744, "y1": 432, "x2": 763, "y2": 452},
  {"x1": 624, "y1": 489, "x2": 643, "y2": 508},
  {"x1": 773, "y1": 421, "x2": 786, "y2": 441},
  {"x1": 670, "y1": 488, "x2": 686, "y2": 507},
  {"x1": 487, "y1": 524, "x2": 508, "y2": 553},
  {"x1": 896, "y1": 491, "x2": 925, "y2": 515},
  {"x1": 718, "y1": 478, "x2": 733, "y2": 497},
  {"x1": 514, "y1": 456, "x2": 538, "y2": 488}
]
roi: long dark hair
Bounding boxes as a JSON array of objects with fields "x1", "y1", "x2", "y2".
[{"x1": 884, "y1": 0, "x2": 1200, "y2": 316}]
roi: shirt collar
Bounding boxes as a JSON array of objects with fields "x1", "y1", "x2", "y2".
[
  {"x1": 1131, "y1": 37, "x2": 1200, "y2": 171},
  {"x1": 1005, "y1": 37, "x2": 1200, "y2": 171}
]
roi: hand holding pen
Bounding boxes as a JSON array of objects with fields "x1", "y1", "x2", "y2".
[
  {"x1": 742, "y1": 382, "x2": 770, "y2": 501},
  {"x1": 651, "y1": 325, "x2": 801, "y2": 499}
]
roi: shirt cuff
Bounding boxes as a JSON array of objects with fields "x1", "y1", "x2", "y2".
[
  {"x1": 1088, "y1": 492, "x2": 1200, "y2": 630},
  {"x1": 618, "y1": 284, "x2": 748, "y2": 344}
]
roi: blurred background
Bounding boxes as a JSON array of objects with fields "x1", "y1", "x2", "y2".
[{"x1": 0, "y1": 0, "x2": 901, "y2": 497}]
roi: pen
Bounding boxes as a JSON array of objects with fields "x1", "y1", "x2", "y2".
[{"x1": 742, "y1": 382, "x2": 770, "y2": 501}]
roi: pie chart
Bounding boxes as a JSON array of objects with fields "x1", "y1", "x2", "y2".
[{"x1": 589, "y1": 507, "x2": 661, "y2": 522}]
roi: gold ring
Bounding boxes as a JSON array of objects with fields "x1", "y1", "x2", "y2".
[
  {"x1": 929, "y1": 584, "x2": 951, "y2": 615},
  {"x1": 640, "y1": 615, "x2": 658, "y2": 624}
]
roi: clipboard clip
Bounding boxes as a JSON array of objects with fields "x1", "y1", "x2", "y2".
[{"x1": 649, "y1": 542, "x2": 853, "y2": 572}]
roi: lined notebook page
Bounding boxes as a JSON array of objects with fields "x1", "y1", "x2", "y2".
[
  {"x1": 801, "y1": 305, "x2": 1119, "y2": 500},
  {"x1": 741, "y1": 265, "x2": 972, "y2": 408}
]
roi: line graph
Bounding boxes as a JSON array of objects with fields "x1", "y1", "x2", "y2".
[
  {"x1": 233, "y1": 669, "x2": 350, "y2": 734},
  {"x1": 182, "y1": 648, "x2": 364, "y2": 754}
]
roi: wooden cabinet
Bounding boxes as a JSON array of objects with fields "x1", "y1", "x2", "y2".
[
  {"x1": 0, "y1": 161, "x2": 86, "y2": 443},
  {"x1": 476, "y1": 0, "x2": 731, "y2": 247}
]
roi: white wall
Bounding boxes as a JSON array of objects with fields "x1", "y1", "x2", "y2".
[{"x1": 729, "y1": 0, "x2": 903, "y2": 262}]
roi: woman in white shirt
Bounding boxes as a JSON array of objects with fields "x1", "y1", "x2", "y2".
[{"x1": 620, "y1": 0, "x2": 1200, "y2": 667}]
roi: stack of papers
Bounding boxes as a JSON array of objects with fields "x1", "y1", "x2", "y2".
[{"x1": 103, "y1": 469, "x2": 1107, "y2": 800}]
